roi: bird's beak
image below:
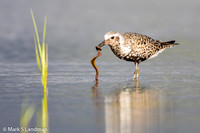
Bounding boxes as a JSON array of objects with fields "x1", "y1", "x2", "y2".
[{"x1": 98, "y1": 40, "x2": 105, "y2": 47}]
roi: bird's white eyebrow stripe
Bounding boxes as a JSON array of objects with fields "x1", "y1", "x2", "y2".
[{"x1": 104, "y1": 33, "x2": 121, "y2": 40}]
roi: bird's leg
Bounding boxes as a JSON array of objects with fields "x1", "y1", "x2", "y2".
[
  {"x1": 136, "y1": 64, "x2": 139, "y2": 79},
  {"x1": 133, "y1": 62, "x2": 139, "y2": 80},
  {"x1": 133, "y1": 71, "x2": 136, "y2": 80}
]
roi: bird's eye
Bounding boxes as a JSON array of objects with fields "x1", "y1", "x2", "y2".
[{"x1": 111, "y1": 36, "x2": 114, "y2": 39}]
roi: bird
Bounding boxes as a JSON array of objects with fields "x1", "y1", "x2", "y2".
[{"x1": 97, "y1": 31, "x2": 179, "y2": 80}]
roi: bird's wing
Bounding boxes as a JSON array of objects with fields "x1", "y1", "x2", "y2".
[{"x1": 123, "y1": 32, "x2": 159, "y2": 46}]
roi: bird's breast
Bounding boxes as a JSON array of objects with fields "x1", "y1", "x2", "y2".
[{"x1": 109, "y1": 44, "x2": 136, "y2": 61}]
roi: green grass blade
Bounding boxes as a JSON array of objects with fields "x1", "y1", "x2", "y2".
[
  {"x1": 44, "y1": 44, "x2": 48, "y2": 90},
  {"x1": 41, "y1": 17, "x2": 47, "y2": 90},
  {"x1": 42, "y1": 42, "x2": 45, "y2": 77},
  {"x1": 41, "y1": 16, "x2": 46, "y2": 70},
  {"x1": 30, "y1": 9, "x2": 42, "y2": 56},
  {"x1": 34, "y1": 34, "x2": 41, "y2": 73},
  {"x1": 45, "y1": 44, "x2": 48, "y2": 73},
  {"x1": 42, "y1": 16, "x2": 47, "y2": 71},
  {"x1": 42, "y1": 16, "x2": 47, "y2": 48}
]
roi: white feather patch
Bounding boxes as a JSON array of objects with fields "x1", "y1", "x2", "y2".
[
  {"x1": 148, "y1": 49, "x2": 165, "y2": 59},
  {"x1": 120, "y1": 45, "x2": 131, "y2": 55}
]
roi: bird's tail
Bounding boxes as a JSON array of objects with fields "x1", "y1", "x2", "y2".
[{"x1": 160, "y1": 40, "x2": 179, "y2": 48}]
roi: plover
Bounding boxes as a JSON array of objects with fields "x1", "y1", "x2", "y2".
[{"x1": 97, "y1": 31, "x2": 179, "y2": 79}]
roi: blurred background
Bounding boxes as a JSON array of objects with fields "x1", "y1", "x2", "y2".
[{"x1": 0, "y1": 0, "x2": 199, "y2": 63}]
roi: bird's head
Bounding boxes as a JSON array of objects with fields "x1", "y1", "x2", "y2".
[{"x1": 98, "y1": 31, "x2": 125, "y2": 48}]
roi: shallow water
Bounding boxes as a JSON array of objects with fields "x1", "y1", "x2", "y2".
[
  {"x1": 0, "y1": 0, "x2": 200, "y2": 133},
  {"x1": 0, "y1": 61, "x2": 200, "y2": 133}
]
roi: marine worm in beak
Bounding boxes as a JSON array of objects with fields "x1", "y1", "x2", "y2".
[{"x1": 90, "y1": 46, "x2": 102, "y2": 81}]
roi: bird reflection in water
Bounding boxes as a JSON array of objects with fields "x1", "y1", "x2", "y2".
[{"x1": 92, "y1": 80, "x2": 161, "y2": 133}]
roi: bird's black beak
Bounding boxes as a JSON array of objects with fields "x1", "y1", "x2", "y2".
[
  {"x1": 98, "y1": 40, "x2": 105, "y2": 47},
  {"x1": 95, "y1": 40, "x2": 105, "y2": 51},
  {"x1": 95, "y1": 40, "x2": 106, "y2": 51}
]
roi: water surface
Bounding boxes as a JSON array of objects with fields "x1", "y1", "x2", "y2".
[{"x1": 0, "y1": 61, "x2": 200, "y2": 133}]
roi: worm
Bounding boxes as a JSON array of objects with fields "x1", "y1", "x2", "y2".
[{"x1": 90, "y1": 46, "x2": 102, "y2": 81}]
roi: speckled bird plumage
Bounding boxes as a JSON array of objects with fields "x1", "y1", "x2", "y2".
[{"x1": 98, "y1": 31, "x2": 179, "y2": 79}]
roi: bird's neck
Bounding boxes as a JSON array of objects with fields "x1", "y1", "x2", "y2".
[{"x1": 109, "y1": 43, "x2": 123, "y2": 57}]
